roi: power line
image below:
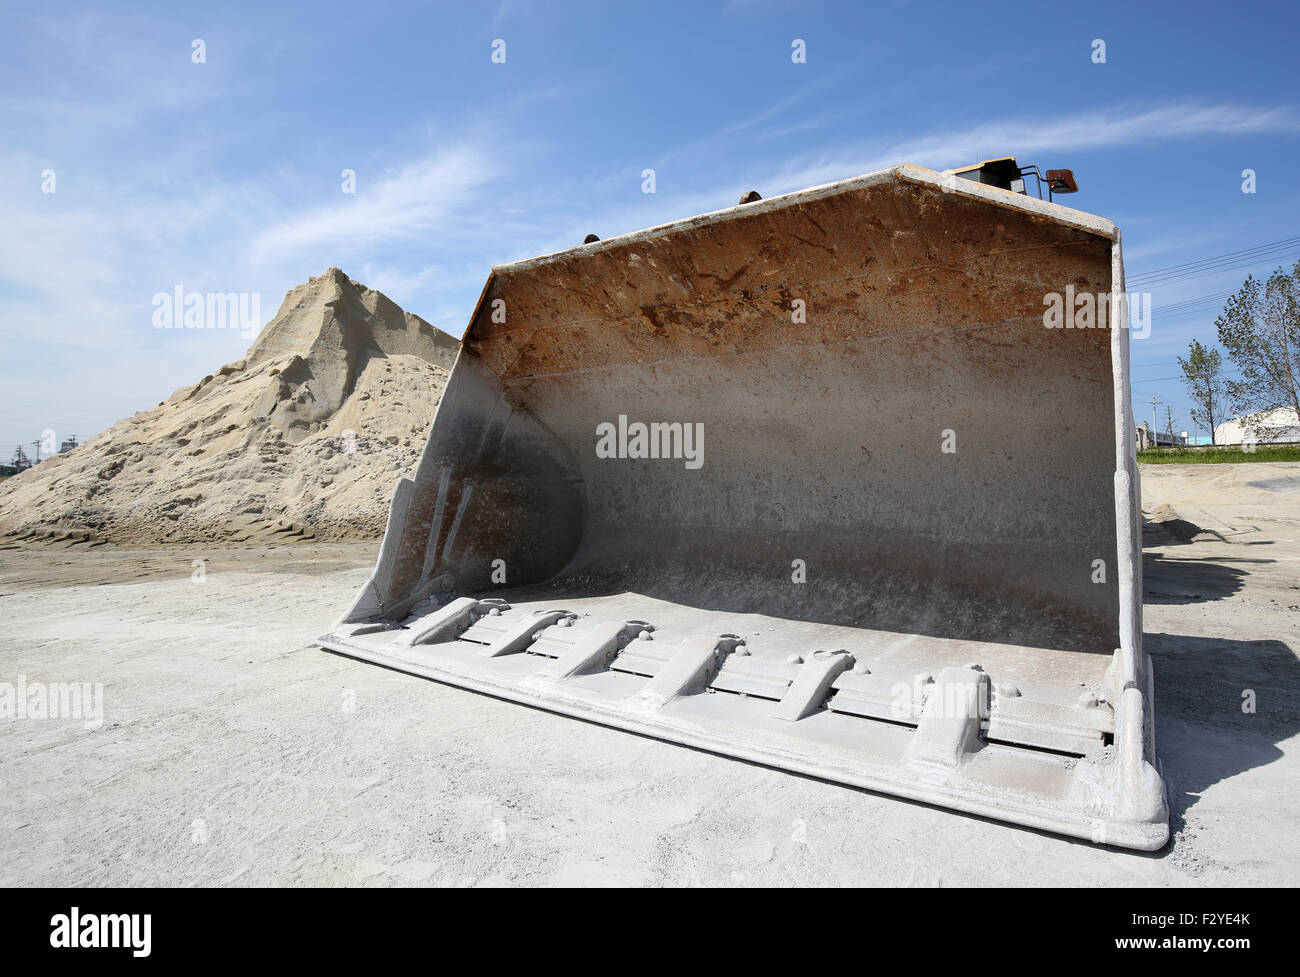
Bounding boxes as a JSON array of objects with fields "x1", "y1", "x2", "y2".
[
  {"x1": 1150, "y1": 288, "x2": 1238, "y2": 316},
  {"x1": 1131, "y1": 236, "x2": 1300, "y2": 280},
  {"x1": 1128, "y1": 235, "x2": 1300, "y2": 289},
  {"x1": 1131, "y1": 365, "x2": 1243, "y2": 378},
  {"x1": 1131, "y1": 375, "x2": 1240, "y2": 385},
  {"x1": 1130, "y1": 235, "x2": 1300, "y2": 282}
]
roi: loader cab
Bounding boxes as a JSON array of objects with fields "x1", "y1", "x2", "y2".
[
  {"x1": 949, "y1": 157, "x2": 1079, "y2": 201},
  {"x1": 951, "y1": 156, "x2": 1025, "y2": 192}
]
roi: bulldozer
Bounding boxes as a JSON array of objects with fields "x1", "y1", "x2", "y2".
[{"x1": 319, "y1": 160, "x2": 1168, "y2": 851}]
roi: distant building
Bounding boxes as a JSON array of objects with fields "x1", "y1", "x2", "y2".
[
  {"x1": 1214, "y1": 407, "x2": 1300, "y2": 445},
  {"x1": 59, "y1": 436, "x2": 79, "y2": 454},
  {"x1": 1136, "y1": 421, "x2": 1187, "y2": 450}
]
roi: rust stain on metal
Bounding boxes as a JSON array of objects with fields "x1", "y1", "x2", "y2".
[{"x1": 465, "y1": 180, "x2": 1108, "y2": 385}]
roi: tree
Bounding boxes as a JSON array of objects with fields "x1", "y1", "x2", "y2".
[
  {"x1": 1215, "y1": 261, "x2": 1300, "y2": 433},
  {"x1": 1177, "y1": 339, "x2": 1226, "y2": 444}
]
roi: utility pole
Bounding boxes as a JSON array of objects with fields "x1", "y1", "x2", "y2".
[
  {"x1": 1151, "y1": 396, "x2": 1160, "y2": 448},
  {"x1": 30, "y1": 439, "x2": 41, "y2": 464}
]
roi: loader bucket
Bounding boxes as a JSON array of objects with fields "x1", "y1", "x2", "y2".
[{"x1": 320, "y1": 164, "x2": 1168, "y2": 850}]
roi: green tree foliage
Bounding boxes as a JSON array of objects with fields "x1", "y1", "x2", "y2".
[
  {"x1": 1215, "y1": 261, "x2": 1300, "y2": 429},
  {"x1": 1177, "y1": 339, "x2": 1226, "y2": 444}
]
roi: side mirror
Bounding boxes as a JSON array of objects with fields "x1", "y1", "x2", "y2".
[{"x1": 1044, "y1": 169, "x2": 1078, "y2": 194}]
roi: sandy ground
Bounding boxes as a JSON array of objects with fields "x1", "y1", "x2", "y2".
[{"x1": 1, "y1": 464, "x2": 1297, "y2": 886}]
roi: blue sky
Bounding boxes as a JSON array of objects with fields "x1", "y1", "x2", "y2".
[{"x1": 2, "y1": 0, "x2": 1298, "y2": 454}]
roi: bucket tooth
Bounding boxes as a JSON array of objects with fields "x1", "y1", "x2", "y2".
[
  {"x1": 538, "y1": 620, "x2": 653, "y2": 679},
  {"x1": 401, "y1": 597, "x2": 510, "y2": 647},
  {"x1": 773, "y1": 650, "x2": 854, "y2": 721},
  {"x1": 907, "y1": 666, "x2": 990, "y2": 769},
  {"x1": 480, "y1": 609, "x2": 573, "y2": 658},
  {"x1": 634, "y1": 635, "x2": 744, "y2": 707}
]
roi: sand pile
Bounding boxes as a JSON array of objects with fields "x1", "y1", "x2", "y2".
[{"x1": 0, "y1": 269, "x2": 459, "y2": 544}]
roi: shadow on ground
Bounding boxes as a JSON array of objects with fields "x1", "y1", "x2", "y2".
[
  {"x1": 1141, "y1": 550, "x2": 1270, "y2": 604},
  {"x1": 1145, "y1": 632, "x2": 1298, "y2": 837}
]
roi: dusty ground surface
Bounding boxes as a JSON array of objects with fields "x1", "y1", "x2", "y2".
[
  {"x1": 0, "y1": 269, "x2": 456, "y2": 545},
  {"x1": 0, "y1": 540, "x2": 379, "y2": 593},
  {"x1": 1, "y1": 463, "x2": 1296, "y2": 886}
]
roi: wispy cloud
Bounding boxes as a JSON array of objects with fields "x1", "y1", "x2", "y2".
[
  {"x1": 250, "y1": 148, "x2": 502, "y2": 263},
  {"x1": 761, "y1": 102, "x2": 1300, "y2": 193}
]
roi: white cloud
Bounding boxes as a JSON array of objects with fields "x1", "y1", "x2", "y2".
[
  {"x1": 764, "y1": 102, "x2": 1300, "y2": 192},
  {"x1": 250, "y1": 148, "x2": 502, "y2": 264}
]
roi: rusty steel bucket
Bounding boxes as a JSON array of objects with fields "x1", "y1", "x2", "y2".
[{"x1": 319, "y1": 164, "x2": 1167, "y2": 850}]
